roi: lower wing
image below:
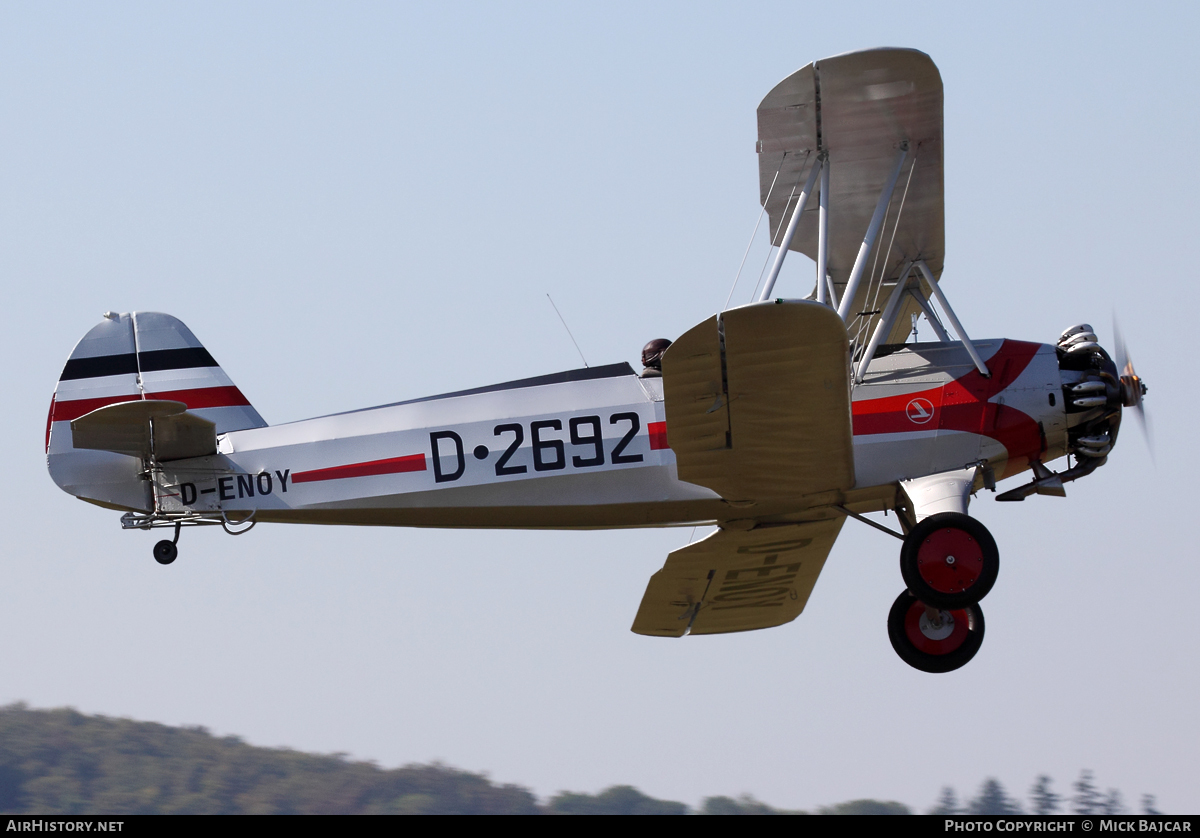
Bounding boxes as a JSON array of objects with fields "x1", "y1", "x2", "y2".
[{"x1": 631, "y1": 516, "x2": 844, "y2": 637}]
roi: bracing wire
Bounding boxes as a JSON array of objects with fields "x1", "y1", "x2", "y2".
[
  {"x1": 749, "y1": 151, "x2": 810, "y2": 303},
  {"x1": 870, "y1": 150, "x2": 918, "y2": 343},
  {"x1": 724, "y1": 159, "x2": 784, "y2": 311},
  {"x1": 852, "y1": 148, "x2": 919, "y2": 353},
  {"x1": 850, "y1": 194, "x2": 896, "y2": 353}
]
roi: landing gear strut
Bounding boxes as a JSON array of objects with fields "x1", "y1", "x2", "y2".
[
  {"x1": 153, "y1": 523, "x2": 181, "y2": 565},
  {"x1": 887, "y1": 590, "x2": 985, "y2": 673},
  {"x1": 899, "y1": 512, "x2": 999, "y2": 610}
]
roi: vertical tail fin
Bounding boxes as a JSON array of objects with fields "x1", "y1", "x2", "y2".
[{"x1": 47, "y1": 312, "x2": 266, "y2": 509}]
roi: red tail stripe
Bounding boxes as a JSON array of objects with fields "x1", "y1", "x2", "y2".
[
  {"x1": 293, "y1": 454, "x2": 428, "y2": 484},
  {"x1": 49, "y1": 387, "x2": 252, "y2": 424}
]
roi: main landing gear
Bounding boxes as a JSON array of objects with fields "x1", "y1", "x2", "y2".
[
  {"x1": 899, "y1": 512, "x2": 998, "y2": 609},
  {"x1": 890, "y1": 513, "x2": 999, "y2": 673},
  {"x1": 888, "y1": 590, "x2": 985, "y2": 673}
]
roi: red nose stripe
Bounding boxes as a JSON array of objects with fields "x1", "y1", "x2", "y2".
[
  {"x1": 850, "y1": 340, "x2": 1045, "y2": 478},
  {"x1": 851, "y1": 386, "x2": 944, "y2": 435}
]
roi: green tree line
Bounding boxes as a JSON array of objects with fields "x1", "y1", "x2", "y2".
[
  {"x1": 0, "y1": 705, "x2": 1158, "y2": 815},
  {"x1": 930, "y1": 773, "x2": 1162, "y2": 816}
]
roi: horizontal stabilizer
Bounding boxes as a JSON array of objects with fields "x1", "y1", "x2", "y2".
[
  {"x1": 662, "y1": 300, "x2": 854, "y2": 501},
  {"x1": 632, "y1": 518, "x2": 844, "y2": 636},
  {"x1": 71, "y1": 400, "x2": 217, "y2": 462}
]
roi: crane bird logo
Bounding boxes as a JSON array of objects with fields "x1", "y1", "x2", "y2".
[{"x1": 906, "y1": 398, "x2": 936, "y2": 425}]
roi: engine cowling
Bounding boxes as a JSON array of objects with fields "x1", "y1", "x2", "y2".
[{"x1": 1055, "y1": 323, "x2": 1146, "y2": 460}]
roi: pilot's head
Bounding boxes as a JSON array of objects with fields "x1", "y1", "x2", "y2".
[{"x1": 641, "y1": 338, "x2": 672, "y2": 371}]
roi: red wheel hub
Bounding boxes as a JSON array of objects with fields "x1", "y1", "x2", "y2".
[
  {"x1": 915, "y1": 527, "x2": 984, "y2": 595},
  {"x1": 903, "y1": 601, "x2": 970, "y2": 655}
]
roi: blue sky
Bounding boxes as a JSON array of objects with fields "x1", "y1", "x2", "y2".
[{"x1": 2, "y1": 1, "x2": 1196, "y2": 812}]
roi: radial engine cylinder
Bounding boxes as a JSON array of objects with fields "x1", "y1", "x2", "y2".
[{"x1": 1055, "y1": 323, "x2": 1122, "y2": 459}]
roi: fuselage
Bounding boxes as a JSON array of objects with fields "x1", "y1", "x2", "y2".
[{"x1": 51, "y1": 337, "x2": 1065, "y2": 529}]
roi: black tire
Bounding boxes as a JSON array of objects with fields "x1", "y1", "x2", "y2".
[
  {"x1": 887, "y1": 590, "x2": 984, "y2": 674},
  {"x1": 900, "y1": 512, "x2": 998, "y2": 609},
  {"x1": 153, "y1": 540, "x2": 178, "y2": 565}
]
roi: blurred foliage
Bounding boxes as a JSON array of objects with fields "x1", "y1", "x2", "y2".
[
  {"x1": 0, "y1": 704, "x2": 1028, "y2": 815},
  {"x1": 932, "y1": 773, "x2": 1160, "y2": 816},
  {"x1": 817, "y1": 799, "x2": 911, "y2": 815},
  {"x1": 548, "y1": 785, "x2": 687, "y2": 815},
  {"x1": 0, "y1": 704, "x2": 538, "y2": 815},
  {"x1": 966, "y1": 778, "x2": 1022, "y2": 816},
  {"x1": 701, "y1": 794, "x2": 806, "y2": 815}
]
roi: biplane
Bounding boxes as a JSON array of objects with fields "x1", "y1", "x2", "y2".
[{"x1": 46, "y1": 48, "x2": 1148, "y2": 672}]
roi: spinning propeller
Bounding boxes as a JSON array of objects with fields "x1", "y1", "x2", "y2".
[{"x1": 1113, "y1": 318, "x2": 1152, "y2": 457}]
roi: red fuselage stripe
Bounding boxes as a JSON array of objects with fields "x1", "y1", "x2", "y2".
[
  {"x1": 648, "y1": 421, "x2": 670, "y2": 450},
  {"x1": 292, "y1": 453, "x2": 428, "y2": 484}
]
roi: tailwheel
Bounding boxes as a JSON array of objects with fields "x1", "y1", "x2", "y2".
[
  {"x1": 900, "y1": 512, "x2": 998, "y2": 609},
  {"x1": 153, "y1": 522, "x2": 181, "y2": 565},
  {"x1": 887, "y1": 590, "x2": 984, "y2": 673},
  {"x1": 153, "y1": 541, "x2": 178, "y2": 565}
]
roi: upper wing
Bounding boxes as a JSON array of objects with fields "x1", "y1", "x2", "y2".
[
  {"x1": 631, "y1": 517, "x2": 844, "y2": 636},
  {"x1": 71, "y1": 400, "x2": 217, "y2": 461},
  {"x1": 662, "y1": 299, "x2": 854, "y2": 501},
  {"x1": 757, "y1": 48, "x2": 943, "y2": 344}
]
